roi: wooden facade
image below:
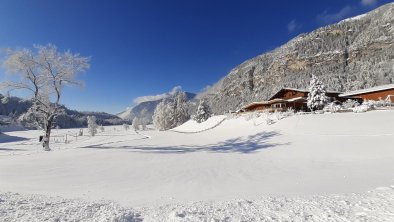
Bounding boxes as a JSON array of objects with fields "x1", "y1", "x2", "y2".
[
  {"x1": 240, "y1": 84, "x2": 394, "y2": 114},
  {"x1": 340, "y1": 87, "x2": 394, "y2": 103},
  {"x1": 241, "y1": 88, "x2": 343, "y2": 113}
]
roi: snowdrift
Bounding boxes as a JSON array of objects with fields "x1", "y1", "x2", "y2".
[{"x1": 171, "y1": 115, "x2": 226, "y2": 133}]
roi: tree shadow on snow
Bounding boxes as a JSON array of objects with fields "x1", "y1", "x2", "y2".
[
  {"x1": 82, "y1": 131, "x2": 289, "y2": 154},
  {"x1": 0, "y1": 133, "x2": 28, "y2": 143},
  {"x1": 0, "y1": 134, "x2": 29, "y2": 152}
]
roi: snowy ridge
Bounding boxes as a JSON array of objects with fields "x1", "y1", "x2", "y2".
[{"x1": 170, "y1": 115, "x2": 227, "y2": 133}]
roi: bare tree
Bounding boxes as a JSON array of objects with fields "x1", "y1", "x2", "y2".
[{"x1": 1, "y1": 44, "x2": 90, "y2": 150}]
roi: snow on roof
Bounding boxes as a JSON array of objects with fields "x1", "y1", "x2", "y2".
[
  {"x1": 286, "y1": 97, "x2": 306, "y2": 102},
  {"x1": 339, "y1": 84, "x2": 394, "y2": 97},
  {"x1": 269, "y1": 88, "x2": 341, "y2": 100}
]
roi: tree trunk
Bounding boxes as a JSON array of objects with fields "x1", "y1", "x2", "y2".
[{"x1": 42, "y1": 118, "x2": 53, "y2": 151}]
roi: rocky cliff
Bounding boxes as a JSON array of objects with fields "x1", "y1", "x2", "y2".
[{"x1": 199, "y1": 3, "x2": 394, "y2": 114}]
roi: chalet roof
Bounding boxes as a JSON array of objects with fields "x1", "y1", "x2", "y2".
[
  {"x1": 269, "y1": 88, "x2": 342, "y2": 100},
  {"x1": 339, "y1": 84, "x2": 394, "y2": 97},
  {"x1": 241, "y1": 99, "x2": 285, "y2": 110},
  {"x1": 286, "y1": 97, "x2": 306, "y2": 102},
  {"x1": 269, "y1": 88, "x2": 308, "y2": 100}
]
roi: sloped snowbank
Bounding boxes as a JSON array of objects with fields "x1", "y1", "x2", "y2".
[{"x1": 171, "y1": 115, "x2": 226, "y2": 133}]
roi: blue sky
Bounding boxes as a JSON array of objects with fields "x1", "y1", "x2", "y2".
[{"x1": 0, "y1": 0, "x2": 392, "y2": 114}]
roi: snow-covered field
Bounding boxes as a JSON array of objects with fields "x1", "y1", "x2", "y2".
[{"x1": 1, "y1": 111, "x2": 394, "y2": 221}]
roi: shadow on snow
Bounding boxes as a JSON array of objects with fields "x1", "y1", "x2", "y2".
[
  {"x1": 81, "y1": 131, "x2": 289, "y2": 154},
  {"x1": 0, "y1": 133, "x2": 29, "y2": 151}
]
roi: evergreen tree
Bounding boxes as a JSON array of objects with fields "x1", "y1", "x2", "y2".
[
  {"x1": 307, "y1": 75, "x2": 328, "y2": 111},
  {"x1": 174, "y1": 91, "x2": 190, "y2": 126},
  {"x1": 193, "y1": 100, "x2": 211, "y2": 123},
  {"x1": 152, "y1": 90, "x2": 190, "y2": 130}
]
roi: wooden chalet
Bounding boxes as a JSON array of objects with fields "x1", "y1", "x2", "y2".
[
  {"x1": 240, "y1": 88, "x2": 342, "y2": 113},
  {"x1": 339, "y1": 84, "x2": 394, "y2": 103}
]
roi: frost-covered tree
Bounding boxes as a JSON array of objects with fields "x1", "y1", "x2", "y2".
[
  {"x1": 0, "y1": 44, "x2": 90, "y2": 150},
  {"x1": 193, "y1": 100, "x2": 211, "y2": 123},
  {"x1": 123, "y1": 123, "x2": 130, "y2": 131},
  {"x1": 87, "y1": 116, "x2": 98, "y2": 136},
  {"x1": 174, "y1": 91, "x2": 190, "y2": 126},
  {"x1": 342, "y1": 99, "x2": 360, "y2": 109},
  {"x1": 153, "y1": 91, "x2": 190, "y2": 130},
  {"x1": 140, "y1": 108, "x2": 148, "y2": 130},
  {"x1": 99, "y1": 125, "x2": 105, "y2": 132},
  {"x1": 132, "y1": 117, "x2": 140, "y2": 131},
  {"x1": 307, "y1": 75, "x2": 328, "y2": 111},
  {"x1": 152, "y1": 99, "x2": 172, "y2": 131}
]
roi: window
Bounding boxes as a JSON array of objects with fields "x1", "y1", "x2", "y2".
[{"x1": 272, "y1": 103, "x2": 286, "y2": 109}]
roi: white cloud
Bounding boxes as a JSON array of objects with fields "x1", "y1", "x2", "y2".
[
  {"x1": 317, "y1": 0, "x2": 379, "y2": 24},
  {"x1": 287, "y1": 19, "x2": 298, "y2": 33},
  {"x1": 317, "y1": 5, "x2": 354, "y2": 24},
  {"x1": 132, "y1": 86, "x2": 182, "y2": 105},
  {"x1": 361, "y1": 0, "x2": 377, "y2": 6}
]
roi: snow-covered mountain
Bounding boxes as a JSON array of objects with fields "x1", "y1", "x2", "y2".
[
  {"x1": 118, "y1": 89, "x2": 196, "y2": 122},
  {"x1": 0, "y1": 94, "x2": 124, "y2": 129},
  {"x1": 198, "y1": 3, "x2": 394, "y2": 114}
]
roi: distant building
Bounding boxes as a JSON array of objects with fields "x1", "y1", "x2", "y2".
[
  {"x1": 339, "y1": 84, "x2": 394, "y2": 103},
  {"x1": 240, "y1": 88, "x2": 342, "y2": 113}
]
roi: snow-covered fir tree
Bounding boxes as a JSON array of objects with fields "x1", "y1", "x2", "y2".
[
  {"x1": 152, "y1": 91, "x2": 190, "y2": 130},
  {"x1": 87, "y1": 116, "x2": 98, "y2": 136},
  {"x1": 193, "y1": 100, "x2": 211, "y2": 123},
  {"x1": 152, "y1": 99, "x2": 172, "y2": 131},
  {"x1": 307, "y1": 75, "x2": 328, "y2": 111},
  {"x1": 174, "y1": 91, "x2": 190, "y2": 126}
]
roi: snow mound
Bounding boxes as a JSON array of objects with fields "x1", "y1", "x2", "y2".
[
  {"x1": 1, "y1": 187, "x2": 394, "y2": 221},
  {"x1": 171, "y1": 115, "x2": 226, "y2": 133},
  {"x1": 0, "y1": 192, "x2": 142, "y2": 222}
]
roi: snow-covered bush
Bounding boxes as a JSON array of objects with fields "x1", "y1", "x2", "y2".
[
  {"x1": 341, "y1": 99, "x2": 360, "y2": 109},
  {"x1": 265, "y1": 115, "x2": 274, "y2": 125},
  {"x1": 274, "y1": 110, "x2": 282, "y2": 120},
  {"x1": 353, "y1": 104, "x2": 369, "y2": 113},
  {"x1": 260, "y1": 111, "x2": 274, "y2": 125},
  {"x1": 87, "y1": 116, "x2": 98, "y2": 136},
  {"x1": 193, "y1": 100, "x2": 211, "y2": 123},
  {"x1": 99, "y1": 125, "x2": 104, "y2": 132},
  {"x1": 324, "y1": 102, "x2": 341, "y2": 113},
  {"x1": 244, "y1": 112, "x2": 258, "y2": 121},
  {"x1": 225, "y1": 112, "x2": 238, "y2": 120},
  {"x1": 123, "y1": 123, "x2": 130, "y2": 131},
  {"x1": 285, "y1": 107, "x2": 295, "y2": 116},
  {"x1": 374, "y1": 97, "x2": 391, "y2": 107},
  {"x1": 307, "y1": 75, "x2": 328, "y2": 111},
  {"x1": 361, "y1": 100, "x2": 377, "y2": 110}
]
